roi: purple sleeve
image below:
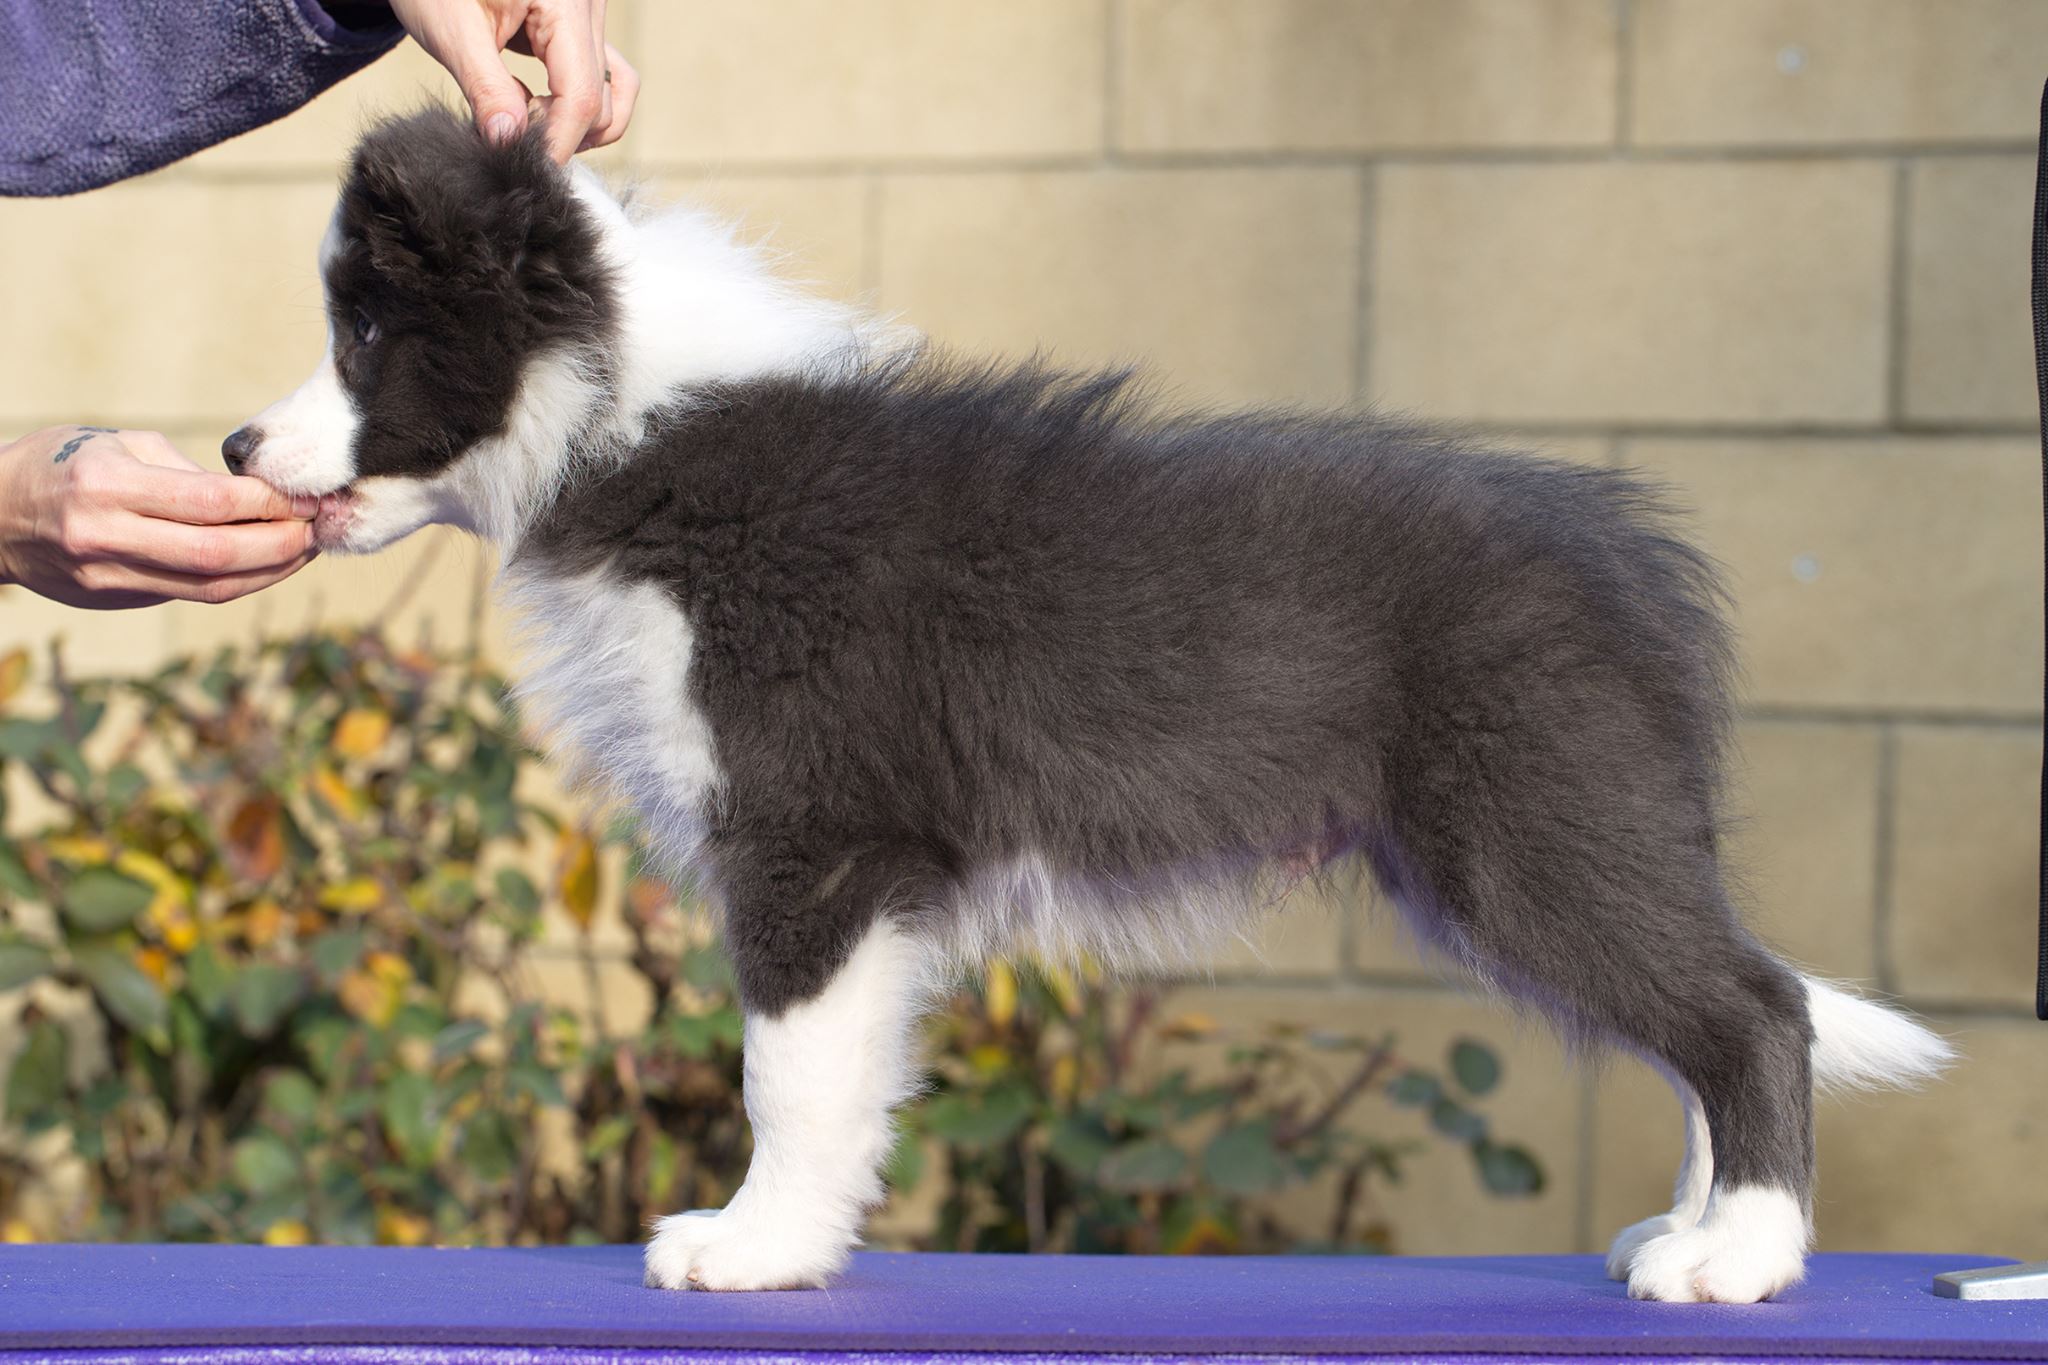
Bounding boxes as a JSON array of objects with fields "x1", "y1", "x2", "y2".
[{"x1": 0, "y1": 0, "x2": 404, "y2": 197}]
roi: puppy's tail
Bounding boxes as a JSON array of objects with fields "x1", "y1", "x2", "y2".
[{"x1": 1804, "y1": 976, "x2": 1955, "y2": 1095}]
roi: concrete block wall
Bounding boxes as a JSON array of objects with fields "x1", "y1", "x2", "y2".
[{"x1": 1, "y1": 2, "x2": 2043, "y2": 1256}]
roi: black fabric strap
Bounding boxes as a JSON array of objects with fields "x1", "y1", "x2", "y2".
[{"x1": 2033, "y1": 81, "x2": 2048, "y2": 1021}]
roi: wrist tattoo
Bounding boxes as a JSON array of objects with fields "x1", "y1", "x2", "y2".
[{"x1": 52, "y1": 426, "x2": 117, "y2": 464}]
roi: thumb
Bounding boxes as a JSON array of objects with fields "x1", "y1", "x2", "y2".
[{"x1": 452, "y1": 49, "x2": 533, "y2": 145}]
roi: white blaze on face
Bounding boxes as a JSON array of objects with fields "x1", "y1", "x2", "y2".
[
  {"x1": 241, "y1": 206, "x2": 361, "y2": 498},
  {"x1": 242, "y1": 339, "x2": 361, "y2": 498}
]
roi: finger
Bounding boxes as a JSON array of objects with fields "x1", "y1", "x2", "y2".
[
  {"x1": 590, "y1": 0, "x2": 614, "y2": 135},
  {"x1": 581, "y1": 46, "x2": 637, "y2": 150},
  {"x1": 120, "y1": 464, "x2": 318, "y2": 524},
  {"x1": 528, "y1": 4, "x2": 605, "y2": 161},
  {"x1": 77, "y1": 551, "x2": 319, "y2": 607},
  {"x1": 114, "y1": 430, "x2": 204, "y2": 473},
  {"x1": 437, "y1": 14, "x2": 534, "y2": 145},
  {"x1": 110, "y1": 514, "x2": 318, "y2": 577}
]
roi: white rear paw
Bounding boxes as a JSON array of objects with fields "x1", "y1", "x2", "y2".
[
  {"x1": 642, "y1": 1205, "x2": 852, "y2": 1292},
  {"x1": 1605, "y1": 1212, "x2": 1688, "y2": 1281},
  {"x1": 1624, "y1": 1187, "x2": 1808, "y2": 1304}
]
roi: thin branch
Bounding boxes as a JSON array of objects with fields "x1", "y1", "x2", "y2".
[{"x1": 1272, "y1": 1038, "x2": 1400, "y2": 1148}]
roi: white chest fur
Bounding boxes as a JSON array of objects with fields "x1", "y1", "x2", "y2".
[{"x1": 498, "y1": 564, "x2": 723, "y2": 871}]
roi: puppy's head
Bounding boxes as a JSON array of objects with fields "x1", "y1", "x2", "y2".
[{"x1": 227, "y1": 108, "x2": 616, "y2": 552}]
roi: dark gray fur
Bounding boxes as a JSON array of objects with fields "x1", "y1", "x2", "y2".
[{"x1": 521, "y1": 361, "x2": 1812, "y2": 1198}]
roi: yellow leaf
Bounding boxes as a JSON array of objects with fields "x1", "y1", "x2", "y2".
[
  {"x1": 332, "y1": 708, "x2": 392, "y2": 760},
  {"x1": 968, "y1": 1043, "x2": 1010, "y2": 1077},
  {"x1": 1161, "y1": 1012, "x2": 1219, "y2": 1041},
  {"x1": 338, "y1": 967, "x2": 402, "y2": 1027},
  {"x1": 116, "y1": 850, "x2": 185, "y2": 899},
  {"x1": 1039, "y1": 962, "x2": 1085, "y2": 1017},
  {"x1": 556, "y1": 828, "x2": 599, "y2": 933},
  {"x1": 0, "y1": 1217, "x2": 35, "y2": 1244},
  {"x1": 1166, "y1": 1214, "x2": 1238, "y2": 1255},
  {"x1": 131, "y1": 854, "x2": 200, "y2": 951},
  {"x1": 147, "y1": 896, "x2": 198, "y2": 954},
  {"x1": 318, "y1": 878, "x2": 382, "y2": 913},
  {"x1": 336, "y1": 971, "x2": 380, "y2": 1022},
  {"x1": 0, "y1": 649, "x2": 28, "y2": 707},
  {"x1": 45, "y1": 836, "x2": 110, "y2": 865},
  {"x1": 339, "y1": 952, "x2": 411, "y2": 1027},
  {"x1": 376, "y1": 1205, "x2": 433, "y2": 1247},
  {"x1": 1048, "y1": 1053, "x2": 1079, "y2": 1100},
  {"x1": 311, "y1": 765, "x2": 365, "y2": 822},
  {"x1": 243, "y1": 898, "x2": 284, "y2": 947},
  {"x1": 365, "y1": 950, "x2": 412, "y2": 987},
  {"x1": 983, "y1": 959, "x2": 1017, "y2": 1028},
  {"x1": 262, "y1": 1219, "x2": 311, "y2": 1247},
  {"x1": 134, "y1": 946, "x2": 171, "y2": 985}
]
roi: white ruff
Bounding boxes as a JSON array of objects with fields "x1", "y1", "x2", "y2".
[
  {"x1": 567, "y1": 167, "x2": 890, "y2": 435},
  {"x1": 470, "y1": 172, "x2": 898, "y2": 858},
  {"x1": 643, "y1": 919, "x2": 944, "y2": 1291},
  {"x1": 497, "y1": 567, "x2": 721, "y2": 873}
]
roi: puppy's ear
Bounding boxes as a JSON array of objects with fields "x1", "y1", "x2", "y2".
[
  {"x1": 347, "y1": 110, "x2": 520, "y2": 289},
  {"x1": 347, "y1": 109, "x2": 599, "y2": 310}
]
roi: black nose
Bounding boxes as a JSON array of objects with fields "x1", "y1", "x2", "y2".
[{"x1": 221, "y1": 425, "x2": 261, "y2": 475}]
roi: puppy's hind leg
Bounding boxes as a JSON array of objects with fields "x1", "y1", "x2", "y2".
[
  {"x1": 1614, "y1": 937, "x2": 1815, "y2": 1305},
  {"x1": 644, "y1": 842, "x2": 946, "y2": 1291},
  {"x1": 1382, "y1": 790, "x2": 1814, "y2": 1302}
]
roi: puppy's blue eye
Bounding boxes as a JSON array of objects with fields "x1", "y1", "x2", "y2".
[{"x1": 353, "y1": 310, "x2": 380, "y2": 346}]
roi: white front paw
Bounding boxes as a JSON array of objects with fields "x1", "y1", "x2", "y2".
[
  {"x1": 642, "y1": 1205, "x2": 854, "y2": 1292},
  {"x1": 1605, "y1": 1212, "x2": 1689, "y2": 1281}
]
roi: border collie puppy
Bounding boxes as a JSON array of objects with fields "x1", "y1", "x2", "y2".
[{"x1": 227, "y1": 110, "x2": 1951, "y2": 1300}]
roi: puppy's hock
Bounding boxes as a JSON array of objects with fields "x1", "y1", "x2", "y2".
[{"x1": 1605, "y1": 977, "x2": 1951, "y2": 1303}]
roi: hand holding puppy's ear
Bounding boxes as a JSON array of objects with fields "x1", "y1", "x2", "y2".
[{"x1": 385, "y1": 0, "x2": 640, "y2": 161}]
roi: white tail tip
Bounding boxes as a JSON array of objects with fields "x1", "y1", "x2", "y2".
[{"x1": 1804, "y1": 976, "x2": 1955, "y2": 1094}]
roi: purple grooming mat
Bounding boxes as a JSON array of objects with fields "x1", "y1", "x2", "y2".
[{"x1": 0, "y1": 1247, "x2": 2043, "y2": 1363}]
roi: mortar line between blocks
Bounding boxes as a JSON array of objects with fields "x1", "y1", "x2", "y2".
[
  {"x1": 1886, "y1": 160, "x2": 1914, "y2": 427},
  {"x1": 1872, "y1": 723, "x2": 1900, "y2": 997},
  {"x1": 859, "y1": 174, "x2": 885, "y2": 301},
  {"x1": 1612, "y1": 0, "x2": 1633, "y2": 152},
  {"x1": 1354, "y1": 164, "x2": 1376, "y2": 405},
  {"x1": 160, "y1": 142, "x2": 2037, "y2": 188},
  {"x1": 1574, "y1": 1067, "x2": 1600, "y2": 1255},
  {"x1": 1101, "y1": 0, "x2": 1125, "y2": 168}
]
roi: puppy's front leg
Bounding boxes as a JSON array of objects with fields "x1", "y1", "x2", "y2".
[{"x1": 644, "y1": 862, "x2": 939, "y2": 1292}]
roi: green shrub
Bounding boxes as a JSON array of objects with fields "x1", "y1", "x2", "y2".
[{"x1": 0, "y1": 630, "x2": 1539, "y2": 1250}]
